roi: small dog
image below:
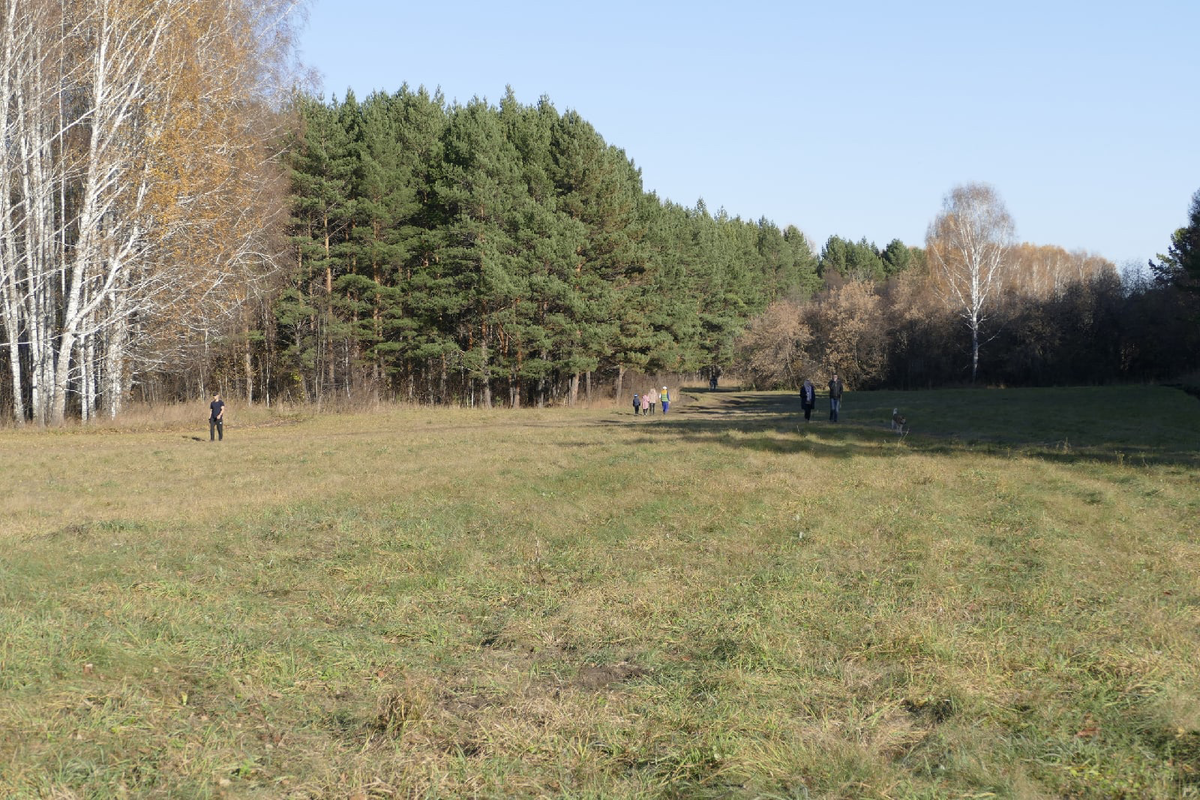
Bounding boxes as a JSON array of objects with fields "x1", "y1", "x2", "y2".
[{"x1": 891, "y1": 408, "x2": 907, "y2": 434}]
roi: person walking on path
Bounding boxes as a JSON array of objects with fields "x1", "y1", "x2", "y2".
[
  {"x1": 632, "y1": 393, "x2": 641, "y2": 416},
  {"x1": 647, "y1": 387, "x2": 658, "y2": 415},
  {"x1": 209, "y1": 393, "x2": 225, "y2": 441},
  {"x1": 640, "y1": 392, "x2": 650, "y2": 416},
  {"x1": 800, "y1": 379, "x2": 816, "y2": 422},
  {"x1": 828, "y1": 373, "x2": 844, "y2": 422},
  {"x1": 661, "y1": 386, "x2": 670, "y2": 414}
]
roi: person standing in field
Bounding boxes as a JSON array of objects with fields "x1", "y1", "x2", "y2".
[
  {"x1": 209, "y1": 393, "x2": 225, "y2": 441},
  {"x1": 828, "y1": 373, "x2": 844, "y2": 422},
  {"x1": 800, "y1": 378, "x2": 815, "y2": 422},
  {"x1": 661, "y1": 386, "x2": 670, "y2": 414},
  {"x1": 632, "y1": 392, "x2": 641, "y2": 416},
  {"x1": 647, "y1": 387, "x2": 658, "y2": 415},
  {"x1": 640, "y1": 392, "x2": 650, "y2": 416}
]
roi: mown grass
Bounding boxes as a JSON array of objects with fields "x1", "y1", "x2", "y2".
[{"x1": 1, "y1": 385, "x2": 1198, "y2": 798}]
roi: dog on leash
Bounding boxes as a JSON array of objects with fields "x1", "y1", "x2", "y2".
[{"x1": 891, "y1": 408, "x2": 907, "y2": 434}]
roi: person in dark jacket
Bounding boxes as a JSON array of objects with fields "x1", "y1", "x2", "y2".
[
  {"x1": 209, "y1": 393, "x2": 225, "y2": 441},
  {"x1": 800, "y1": 379, "x2": 816, "y2": 422},
  {"x1": 828, "y1": 373, "x2": 843, "y2": 422}
]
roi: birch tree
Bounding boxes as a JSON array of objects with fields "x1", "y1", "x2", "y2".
[
  {"x1": 926, "y1": 182, "x2": 1016, "y2": 383},
  {"x1": 0, "y1": 0, "x2": 301, "y2": 424},
  {"x1": 0, "y1": 0, "x2": 30, "y2": 421}
]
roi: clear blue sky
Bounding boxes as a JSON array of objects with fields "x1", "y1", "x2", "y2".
[{"x1": 297, "y1": 0, "x2": 1198, "y2": 269}]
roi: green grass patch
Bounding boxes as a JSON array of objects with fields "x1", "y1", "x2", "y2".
[{"x1": 1, "y1": 386, "x2": 1199, "y2": 798}]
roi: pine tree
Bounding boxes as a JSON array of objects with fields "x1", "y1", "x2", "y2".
[
  {"x1": 1151, "y1": 189, "x2": 1200, "y2": 292},
  {"x1": 433, "y1": 97, "x2": 531, "y2": 406},
  {"x1": 819, "y1": 235, "x2": 885, "y2": 282},
  {"x1": 283, "y1": 93, "x2": 356, "y2": 401},
  {"x1": 383, "y1": 85, "x2": 448, "y2": 401},
  {"x1": 547, "y1": 108, "x2": 643, "y2": 403},
  {"x1": 881, "y1": 238, "x2": 914, "y2": 276}
]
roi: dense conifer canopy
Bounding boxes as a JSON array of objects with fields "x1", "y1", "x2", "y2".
[{"x1": 280, "y1": 89, "x2": 820, "y2": 406}]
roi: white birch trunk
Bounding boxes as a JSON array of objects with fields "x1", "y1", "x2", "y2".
[
  {"x1": 79, "y1": 327, "x2": 94, "y2": 422},
  {"x1": 0, "y1": 0, "x2": 27, "y2": 422},
  {"x1": 50, "y1": 1, "x2": 169, "y2": 423},
  {"x1": 103, "y1": 310, "x2": 130, "y2": 419}
]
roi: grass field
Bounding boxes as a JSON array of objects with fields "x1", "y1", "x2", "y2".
[{"x1": 1, "y1": 385, "x2": 1198, "y2": 799}]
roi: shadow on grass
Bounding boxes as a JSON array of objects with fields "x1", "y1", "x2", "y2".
[
  {"x1": 603, "y1": 387, "x2": 1200, "y2": 468},
  {"x1": 604, "y1": 415, "x2": 949, "y2": 462},
  {"x1": 681, "y1": 392, "x2": 801, "y2": 417}
]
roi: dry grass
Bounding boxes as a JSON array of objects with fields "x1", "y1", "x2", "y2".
[{"x1": 1, "y1": 385, "x2": 1198, "y2": 798}]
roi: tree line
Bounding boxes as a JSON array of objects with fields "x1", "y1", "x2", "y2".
[
  {"x1": 739, "y1": 185, "x2": 1200, "y2": 392},
  {"x1": 212, "y1": 94, "x2": 1200, "y2": 406},
  {"x1": 2, "y1": 0, "x2": 1197, "y2": 422}
]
